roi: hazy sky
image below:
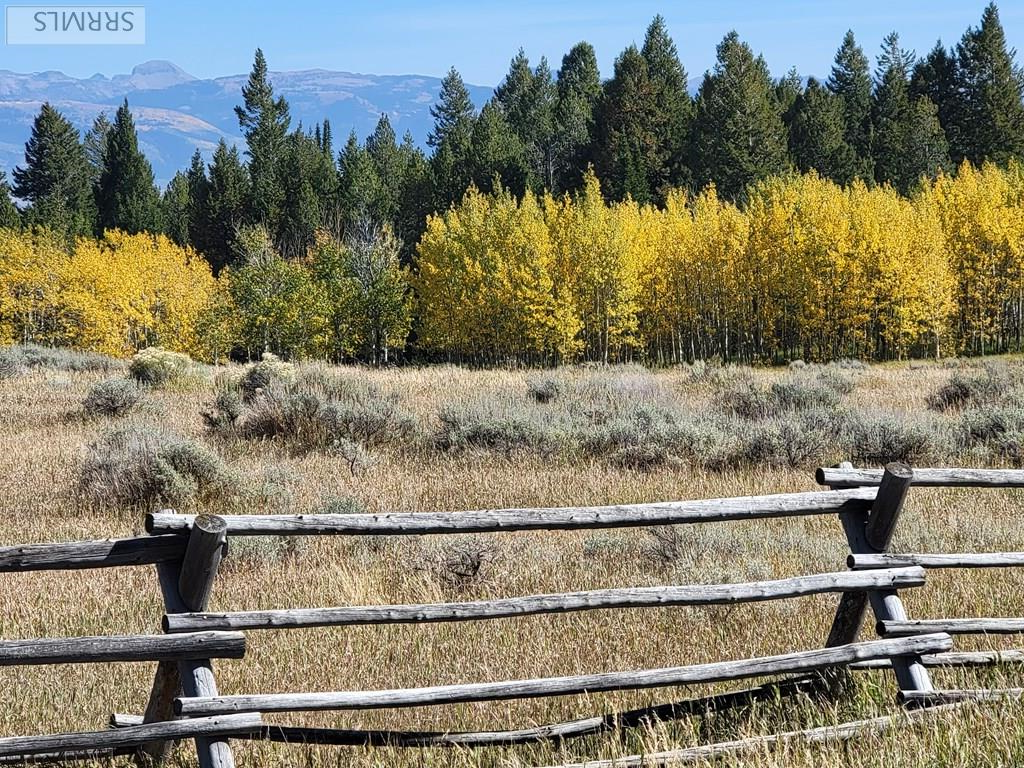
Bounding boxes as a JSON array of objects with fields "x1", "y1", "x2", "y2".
[{"x1": 2, "y1": 1, "x2": 1022, "y2": 85}]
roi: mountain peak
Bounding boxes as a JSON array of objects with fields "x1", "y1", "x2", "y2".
[{"x1": 128, "y1": 60, "x2": 196, "y2": 88}]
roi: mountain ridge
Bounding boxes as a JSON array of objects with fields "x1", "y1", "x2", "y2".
[{"x1": 0, "y1": 60, "x2": 494, "y2": 185}]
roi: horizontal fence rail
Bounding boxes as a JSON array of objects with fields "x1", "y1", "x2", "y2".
[
  {"x1": 0, "y1": 536, "x2": 188, "y2": 573},
  {"x1": 173, "y1": 634, "x2": 953, "y2": 717},
  {"x1": 163, "y1": 568, "x2": 925, "y2": 634},
  {"x1": 0, "y1": 714, "x2": 262, "y2": 758},
  {"x1": 850, "y1": 552, "x2": 1024, "y2": 570},
  {"x1": 0, "y1": 632, "x2": 245, "y2": 666},
  {"x1": 880, "y1": 618, "x2": 1024, "y2": 637},
  {"x1": 147, "y1": 488, "x2": 878, "y2": 537},
  {"x1": 851, "y1": 649, "x2": 1024, "y2": 669},
  {"x1": 817, "y1": 467, "x2": 1024, "y2": 489},
  {"x1": 900, "y1": 689, "x2": 1024, "y2": 706}
]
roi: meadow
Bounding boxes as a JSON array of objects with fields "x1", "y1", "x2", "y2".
[{"x1": 4, "y1": 348, "x2": 1024, "y2": 766}]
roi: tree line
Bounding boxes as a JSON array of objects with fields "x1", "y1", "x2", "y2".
[{"x1": 0, "y1": 4, "x2": 1023, "y2": 365}]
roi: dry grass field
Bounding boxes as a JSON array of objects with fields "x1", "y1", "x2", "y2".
[{"x1": 4, "y1": 351, "x2": 1024, "y2": 766}]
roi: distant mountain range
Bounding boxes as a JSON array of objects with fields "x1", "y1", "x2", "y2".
[{"x1": 0, "y1": 60, "x2": 494, "y2": 186}]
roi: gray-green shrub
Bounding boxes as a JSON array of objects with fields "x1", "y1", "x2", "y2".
[
  {"x1": 82, "y1": 378, "x2": 142, "y2": 417},
  {"x1": 80, "y1": 426, "x2": 234, "y2": 508}
]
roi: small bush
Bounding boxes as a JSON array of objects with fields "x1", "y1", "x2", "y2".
[
  {"x1": 610, "y1": 443, "x2": 677, "y2": 471},
  {"x1": 719, "y1": 380, "x2": 774, "y2": 420},
  {"x1": 845, "y1": 412, "x2": 949, "y2": 465},
  {"x1": 526, "y1": 376, "x2": 560, "y2": 404},
  {"x1": 82, "y1": 378, "x2": 142, "y2": 417},
  {"x1": 437, "y1": 402, "x2": 564, "y2": 455},
  {"x1": 769, "y1": 377, "x2": 841, "y2": 412},
  {"x1": 927, "y1": 368, "x2": 1008, "y2": 411},
  {"x1": 202, "y1": 389, "x2": 244, "y2": 429},
  {"x1": 14, "y1": 344, "x2": 120, "y2": 373},
  {"x1": 129, "y1": 347, "x2": 192, "y2": 386},
  {"x1": 239, "y1": 353, "x2": 296, "y2": 402},
  {"x1": 0, "y1": 347, "x2": 26, "y2": 379},
  {"x1": 80, "y1": 426, "x2": 234, "y2": 508},
  {"x1": 420, "y1": 537, "x2": 500, "y2": 594},
  {"x1": 742, "y1": 419, "x2": 828, "y2": 468}
]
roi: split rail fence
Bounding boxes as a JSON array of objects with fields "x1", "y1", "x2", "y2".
[{"x1": 1, "y1": 462, "x2": 1023, "y2": 766}]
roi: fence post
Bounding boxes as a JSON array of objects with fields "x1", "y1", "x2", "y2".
[
  {"x1": 823, "y1": 462, "x2": 933, "y2": 696},
  {"x1": 137, "y1": 513, "x2": 234, "y2": 768}
]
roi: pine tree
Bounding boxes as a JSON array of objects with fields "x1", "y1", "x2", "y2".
[
  {"x1": 902, "y1": 96, "x2": 950, "y2": 190},
  {"x1": 367, "y1": 114, "x2": 404, "y2": 222},
  {"x1": 828, "y1": 31, "x2": 874, "y2": 176},
  {"x1": 641, "y1": 15, "x2": 693, "y2": 195},
  {"x1": 205, "y1": 139, "x2": 251, "y2": 273},
  {"x1": 871, "y1": 33, "x2": 914, "y2": 189},
  {"x1": 338, "y1": 131, "x2": 381, "y2": 223},
  {"x1": 789, "y1": 78, "x2": 859, "y2": 184},
  {"x1": 596, "y1": 45, "x2": 661, "y2": 203},
  {"x1": 95, "y1": 100, "x2": 161, "y2": 234},
  {"x1": 185, "y1": 149, "x2": 211, "y2": 254},
  {"x1": 911, "y1": 41, "x2": 959, "y2": 149},
  {"x1": 162, "y1": 172, "x2": 191, "y2": 245},
  {"x1": 277, "y1": 128, "x2": 327, "y2": 258},
  {"x1": 553, "y1": 42, "x2": 602, "y2": 193},
  {"x1": 83, "y1": 112, "x2": 111, "y2": 188},
  {"x1": 0, "y1": 171, "x2": 20, "y2": 230},
  {"x1": 952, "y1": 3, "x2": 1024, "y2": 165},
  {"x1": 13, "y1": 103, "x2": 95, "y2": 238},
  {"x1": 235, "y1": 48, "x2": 291, "y2": 233},
  {"x1": 690, "y1": 32, "x2": 788, "y2": 200},
  {"x1": 395, "y1": 131, "x2": 432, "y2": 266},
  {"x1": 429, "y1": 67, "x2": 476, "y2": 207},
  {"x1": 470, "y1": 101, "x2": 529, "y2": 194}
]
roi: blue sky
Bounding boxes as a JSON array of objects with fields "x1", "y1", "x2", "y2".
[{"x1": 2, "y1": 1, "x2": 1022, "y2": 85}]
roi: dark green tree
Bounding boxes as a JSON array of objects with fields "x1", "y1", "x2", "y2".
[
  {"x1": 83, "y1": 112, "x2": 111, "y2": 189},
  {"x1": 185, "y1": 149, "x2": 211, "y2": 254},
  {"x1": 641, "y1": 14, "x2": 693, "y2": 194},
  {"x1": 95, "y1": 100, "x2": 161, "y2": 234},
  {"x1": 872, "y1": 32, "x2": 915, "y2": 187},
  {"x1": 789, "y1": 78, "x2": 858, "y2": 184},
  {"x1": 429, "y1": 67, "x2": 476, "y2": 207},
  {"x1": 911, "y1": 41, "x2": 959, "y2": 149},
  {"x1": 470, "y1": 101, "x2": 529, "y2": 194},
  {"x1": 338, "y1": 131, "x2": 381, "y2": 223},
  {"x1": 827, "y1": 31, "x2": 874, "y2": 176},
  {"x1": 0, "y1": 171, "x2": 20, "y2": 230},
  {"x1": 235, "y1": 48, "x2": 290, "y2": 233},
  {"x1": 205, "y1": 139, "x2": 251, "y2": 273},
  {"x1": 553, "y1": 42, "x2": 602, "y2": 193},
  {"x1": 395, "y1": 132, "x2": 432, "y2": 265},
  {"x1": 690, "y1": 32, "x2": 788, "y2": 200},
  {"x1": 13, "y1": 103, "x2": 95, "y2": 239},
  {"x1": 366, "y1": 114, "x2": 404, "y2": 222},
  {"x1": 595, "y1": 45, "x2": 661, "y2": 203},
  {"x1": 951, "y1": 3, "x2": 1024, "y2": 165},
  {"x1": 278, "y1": 128, "x2": 330, "y2": 257},
  {"x1": 161, "y1": 172, "x2": 191, "y2": 245},
  {"x1": 902, "y1": 96, "x2": 951, "y2": 190}
]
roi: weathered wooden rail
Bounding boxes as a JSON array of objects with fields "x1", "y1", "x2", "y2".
[{"x1": 2, "y1": 464, "x2": 1023, "y2": 765}]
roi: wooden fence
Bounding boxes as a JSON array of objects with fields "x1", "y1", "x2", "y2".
[{"x1": 0, "y1": 462, "x2": 1022, "y2": 766}]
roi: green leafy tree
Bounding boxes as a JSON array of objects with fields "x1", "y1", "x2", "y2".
[
  {"x1": 227, "y1": 225, "x2": 324, "y2": 359},
  {"x1": 827, "y1": 31, "x2": 874, "y2": 176},
  {"x1": 951, "y1": 2, "x2": 1024, "y2": 165},
  {"x1": 691, "y1": 32, "x2": 788, "y2": 200},
  {"x1": 95, "y1": 100, "x2": 161, "y2": 234},
  {"x1": 553, "y1": 42, "x2": 602, "y2": 193},
  {"x1": 429, "y1": 67, "x2": 476, "y2": 208},
  {"x1": 641, "y1": 14, "x2": 693, "y2": 194},
  {"x1": 235, "y1": 49, "x2": 290, "y2": 234},
  {"x1": 13, "y1": 103, "x2": 95, "y2": 239},
  {"x1": 789, "y1": 78, "x2": 858, "y2": 184},
  {"x1": 595, "y1": 45, "x2": 661, "y2": 203}
]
